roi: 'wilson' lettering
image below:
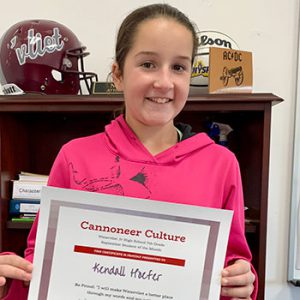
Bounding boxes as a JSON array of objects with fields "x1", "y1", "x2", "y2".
[{"x1": 200, "y1": 34, "x2": 232, "y2": 48}]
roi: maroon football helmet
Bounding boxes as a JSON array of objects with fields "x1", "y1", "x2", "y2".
[{"x1": 0, "y1": 19, "x2": 98, "y2": 95}]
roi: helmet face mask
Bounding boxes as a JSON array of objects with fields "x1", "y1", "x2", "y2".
[{"x1": 0, "y1": 19, "x2": 98, "y2": 95}]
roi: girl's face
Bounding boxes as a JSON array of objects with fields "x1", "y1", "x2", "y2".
[{"x1": 113, "y1": 17, "x2": 193, "y2": 130}]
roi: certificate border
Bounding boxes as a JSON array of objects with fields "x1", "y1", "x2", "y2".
[{"x1": 38, "y1": 199, "x2": 220, "y2": 300}]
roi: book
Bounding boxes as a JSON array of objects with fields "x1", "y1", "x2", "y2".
[
  {"x1": 11, "y1": 217, "x2": 35, "y2": 222},
  {"x1": 9, "y1": 199, "x2": 40, "y2": 215},
  {"x1": 12, "y1": 180, "x2": 47, "y2": 200},
  {"x1": 18, "y1": 171, "x2": 49, "y2": 182},
  {"x1": 19, "y1": 213, "x2": 37, "y2": 218}
]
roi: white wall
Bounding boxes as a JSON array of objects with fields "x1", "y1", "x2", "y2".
[{"x1": 0, "y1": 0, "x2": 299, "y2": 298}]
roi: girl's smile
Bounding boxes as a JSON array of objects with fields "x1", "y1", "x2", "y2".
[{"x1": 145, "y1": 97, "x2": 172, "y2": 104}]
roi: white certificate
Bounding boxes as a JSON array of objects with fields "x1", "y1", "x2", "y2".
[{"x1": 28, "y1": 186, "x2": 233, "y2": 300}]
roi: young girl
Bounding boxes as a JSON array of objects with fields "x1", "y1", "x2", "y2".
[{"x1": 0, "y1": 4, "x2": 256, "y2": 299}]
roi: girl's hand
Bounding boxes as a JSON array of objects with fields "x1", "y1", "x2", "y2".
[
  {"x1": 0, "y1": 255, "x2": 32, "y2": 298},
  {"x1": 221, "y1": 259, "x2": 255, "y2": 299}
]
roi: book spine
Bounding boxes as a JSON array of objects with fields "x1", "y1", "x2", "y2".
[
  {"x1": 12, "y1": 182, "x2": 45, "y2": 199},
  {"x1": 11, "y1": 217, "x2": 35, "y2": 222},
  {"x1": 9, "y1": 200, "x2": 40, "y2": 215}
]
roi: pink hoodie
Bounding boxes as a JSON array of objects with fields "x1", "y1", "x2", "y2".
[{"x1": 3, "y1": 115, "x2": 257, "y2": 299}]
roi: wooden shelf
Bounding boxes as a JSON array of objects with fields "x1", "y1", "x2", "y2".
[
  {"x1": 0, "y1": 92, "x2": 282, "y2": 111},
  {"x1": 0, "y1": 93, "x2": 283, "y2": 299},
  {"x1": 6, "y1": 220, "x2": 34, "y2": 229}
]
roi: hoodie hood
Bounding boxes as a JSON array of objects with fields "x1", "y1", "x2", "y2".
[{"x1": 104, "y1": 115, "x2": 215, "y2": 165}]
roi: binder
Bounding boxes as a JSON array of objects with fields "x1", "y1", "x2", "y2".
[{"x1": 9, "y1": 199, "x2": 40, "y2": 215}]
